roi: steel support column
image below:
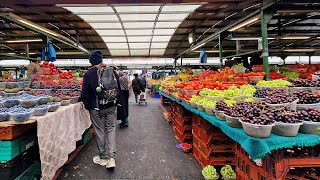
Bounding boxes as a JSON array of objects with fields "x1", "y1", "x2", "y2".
[
  {"x1": 219, "y1": 34, "x2": 223, "y2": 70},
  {"x1": 260, "y1": 7, "x2": 275, "y2": 80}
]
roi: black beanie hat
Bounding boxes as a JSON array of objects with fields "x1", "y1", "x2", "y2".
[{"x1": 89, "y1": 50, "x2": 103, "y2": 65}]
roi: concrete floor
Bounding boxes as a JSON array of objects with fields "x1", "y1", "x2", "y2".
[{"x1": 57, "y1": 93, "x2": 202, "y2": 180}]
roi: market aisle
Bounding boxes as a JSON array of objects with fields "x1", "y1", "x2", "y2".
[{"x1": 57, "y1": 93, "x2": 202, "y2": 179}]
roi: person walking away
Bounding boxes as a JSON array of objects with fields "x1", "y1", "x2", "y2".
[
  {"x1": 27, "y1": 56, "x2": 42, "y2": 79},
  {"x1": 81, "y1": 50, "x2": 120, "y2": 168},
  {"x1": 131, "y1": 73, "x2": 144, "y2": 103},
  {"x1": 117, "y1": 71, "x2": 129, "y2": 128},
  {"x1": 140, "y1": 75, "x2": 147, "y2": 90}
]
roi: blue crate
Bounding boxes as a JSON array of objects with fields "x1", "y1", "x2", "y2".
[{"x1": 152, "y1": 93, "x2": 161, "y2": 98}]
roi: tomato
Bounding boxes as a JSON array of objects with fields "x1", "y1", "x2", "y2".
[{"x1": 43, "y1": 61, "x2": 49, "y2": 66}]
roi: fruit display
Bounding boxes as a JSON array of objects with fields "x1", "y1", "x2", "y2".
[
  {"x1": 240, "y1": 84, "x2": 256, "y2": 96},
  {"x1": 256, "y1": 79, "x2": 292, "y2": 87},
  {"x1": 216, "y1": 101, "x2": 229, "y2": 111},
  {"x1": 1, "y1": 96, "x2": 19, "y2": 108},
  {"x1": 7, "y1": 105, "x2": 34, "y2": 122},
  {"x1": 269, "y1": 72, "x2": 286, "y2": 80},
  {"x1": 4, "y1": 88, "x2": 20, "y2": 93},
  {"x1": 0, "y1": 108, "x2": 10, "y2": 122},
  {"x1": 293, "y1": 91, "x2": 320, "y2": 104},
  {"x1": 299, "y1": 109, "x2": 320, "y2": 122},
  {"x1": 290, "y1": 79, "x2": 320, "y2": 87},
  {"x1": 220, "y1": 165, "x2": 236, "y2": 179},
  {"x1": 223, "y1": 86, "x2": 241, "y2": 98},
  {"x1": 253, "y1": 88, "x2": 270, "y2": 98},
  {"x1": 266, "y1": 89, "x2": 297, "y2": 104},
  {"x1": 47, "y1": 102, "x2": 61, "y2": 112},
  {"x1": 200, "y1": 88, "x2": 224, "y2": 97},
  {"x1": 202, "y1": 165, "x2": 218, "y2": 179},
  {"x1": 281, "y1": 71, "x2": 300, "y2": 80},
  {"x1": 267, "y1": 107, "x2": 302, "y2": 124},
  {"x1": 31, "y1": 104, "x2": 49, "y2": 116}
]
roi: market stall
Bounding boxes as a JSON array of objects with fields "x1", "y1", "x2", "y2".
[
  {"x1": 159, "y1": 66, "x2": 320, "y2": 179},
  {"x1": 0, "y1": 61, "x2": 92, "y2": 179}
]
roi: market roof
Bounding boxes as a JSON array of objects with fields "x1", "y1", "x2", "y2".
[{"x1": 1, "y1": 0, "x2": 320, "y2": 59}]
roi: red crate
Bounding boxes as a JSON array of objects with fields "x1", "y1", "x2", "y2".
[
  {"x1": 192, "y1": 124, "x2": 229, "y2": 145},
  {"x1": 174, "y1": 112, "x2": 192, "y2": 125},
  {"x1": 174, "y1": 127, "x2": 192, "y2": 143},
  {"x1": 235, "y1": 143, "x2": 275, "y2": 178},
  {"x1": 235, "y1": 155, "x2": 272, "y2": 180},
  {"x1": 193, "y1": 134, "x2": 235, "y2": 157},
  {"x1": 0, "y1": 122, "x2": 37, "y2": 140},
  {"x1": 192, "y1": 114, "x2": 213, "y2": 132},
  {"x1": 173, "y1": 121, "x2": 192, "y2": 134},
  {"x1": 193, "y1": 144, "x2": 235, "y2": 167}
]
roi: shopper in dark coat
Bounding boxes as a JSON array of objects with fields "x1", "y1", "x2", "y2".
[
  {"x1": 80, "y1": 50, "x2": 119, "y2": 169},
  {"x1": 131, "y1": 73, "x2": 144, "y2": 103},
  {"x1": 117, "y1": 71, "x2": 129, "y2": 128}
]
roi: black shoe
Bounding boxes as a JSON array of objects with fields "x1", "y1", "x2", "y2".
[{"x1": 120, "y1": 123, "x2": 128, "y2": 129}]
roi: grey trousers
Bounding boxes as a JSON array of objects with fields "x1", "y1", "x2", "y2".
[{"x1": 90, "y1": 107, "x2": 116, "y2": 159}]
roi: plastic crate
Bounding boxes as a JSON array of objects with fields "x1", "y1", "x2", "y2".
[
  {"x1": 192, "y1": 124, "x2": 229, "y2": 146},
  {"x1": 193, "y1": 144, "x2": 235, "y2": 167},
  {"x1": 173, "y1": 121, "x2": 192, "y2": 134},
  {"x1": 76, "y1": 128, "x2": 90, "y2": 145},
  {"x1": 192, "y1": 114, "x2": 214, "y2": 132},
  {"x1": 0, "y1": 132, "x2": 37, "y2": 162},
  {"x1": 173, "y1": 127, "x2": 192, "y2": 143},
  {"x1": 0, "y1": 122, "x2": 37, "y2": 141},
  {"x1": 193, "y1": 134, "x2": 235, "y2": 157},
  {"x1": 235, "y1": 143, "x2": 277, "y2": 179},
  {"x1": 0, "y1": 145, "x2": 39, "y2": 180},
  {"x1": 152, "y1": 93, "x2": 161, "y2": 98},
  {"x1": 173, "y1": 112, "x2": 192, "y2": 125},
  {"x1": 15, "y1": 161, "x2": 41, "y2": 180},
  {"x1": 235, "y1": 155, "x2": 271, "y2": 180}
]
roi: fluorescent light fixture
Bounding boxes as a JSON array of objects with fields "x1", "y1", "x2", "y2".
[
  {"x1": 5, "y1": 39, "x2": 42, "y2": 43},
  {"x1": 188, "y1": 33, "x2": 194, "y2": 44},
  {"x1": 18, "y1": 19, "x2": 59, "y2": 37},
  {"x1": 284, "y1": 49, "x2": 316, "y2": 52},
  {"x1": 7, "y1": 52, "x2": 16, "y2": 55},
  {"x1": 191, "y1": 42, "x2": 206, "y2": 51},
  {"x1": 229, "y1": 17, "x2": 260, "y2": 32},
  {"x1": 194, "y1": 50, "x2": 219, "y2": 53},
  {"x1": 78, "y1": 46, "x2": 89, "y2": 53},
  {"x1": 56, "y1": 51, "x2": 86, "y2": 55},
  {"x1": 281, "y1": 36, "x2": 310, "y2": 40},
  {"x1": 21, "y1": 52, "x2": 37, "y2": 55},
  {"x1": 228, "y1": 37, "x2": 276, "y2": 40}
]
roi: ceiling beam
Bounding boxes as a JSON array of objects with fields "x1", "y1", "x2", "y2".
[{"x1": 174, "y1": 0, "x2": 261, "y2": 55}]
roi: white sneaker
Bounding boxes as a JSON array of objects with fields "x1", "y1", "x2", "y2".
[
  {"x1": 93, "y1": 156, "x2": 109, "y2": 166},
  {"x1": 106, "y1": 158, "x2": 116, "y2": 168}
]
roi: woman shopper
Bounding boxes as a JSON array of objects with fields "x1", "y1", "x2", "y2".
[
  {"x1": 117, "y1": 71, "x2": 129, "y2": 128},
  {"x1": 131, "y1": 73, "x2": 145, "y2": 103},
  {"x1": 81, "y1": 50, "x2": 119, "y2": 169}
]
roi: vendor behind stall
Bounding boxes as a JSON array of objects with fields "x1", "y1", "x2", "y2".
[{"x1": 27, "y1": 55, "x2": 42, "y2": 78}]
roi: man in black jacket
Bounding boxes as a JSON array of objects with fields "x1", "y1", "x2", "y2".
[
  {"x1": 81, "y1": 50, "x2": 117, "y2": 169},
  {"x1": 131, "y1": 73, "x2": 145, "y2": 103}
]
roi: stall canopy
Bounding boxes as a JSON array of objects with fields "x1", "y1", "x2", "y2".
[{"x1": 0, "y1": 0, "x2": 261, "y2": 58}]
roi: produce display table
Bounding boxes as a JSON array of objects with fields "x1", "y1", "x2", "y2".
[
  {"x1": 160, "y1": 91, "x2": 320, "y2": 160},
  {"x1": 34, "y1": 103, "x2": 91, "y2": 180}
]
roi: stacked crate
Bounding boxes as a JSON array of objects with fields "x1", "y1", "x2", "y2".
[
  {"x1": 192, "y1": 114, "x2": 236, "y2": 167},
  {"x1": 235, "y1": 143, "x2": 320, "y2": 179},
  {"x1": 0, "y1": 122, "x2": 40, "y2": 180},
  {"x1": 171, "y1": 104, "x2": 192, "y2": 143}
]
